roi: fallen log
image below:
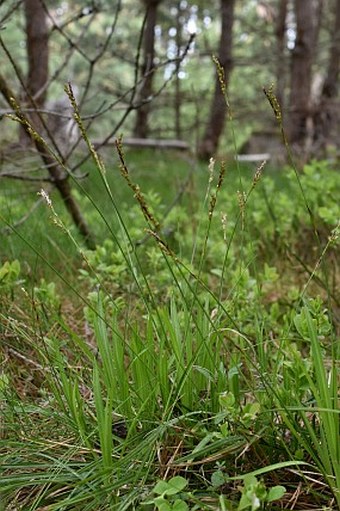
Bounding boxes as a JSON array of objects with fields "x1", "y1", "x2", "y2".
[
  {"x1": 235, "y1": 153, "x2": 271, "y2": 162},
  {"x1": 93, "y1": 137, "x2": 190, "y2": 151}
]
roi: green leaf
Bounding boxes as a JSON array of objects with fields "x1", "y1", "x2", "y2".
[
  {"x1": 0, "y1": 260, "x2": 20, "y2": 284},
  {"x1": 155, "y1": 497, "x2": 171, "y2": 511},
  {"x1": 267, "y1": 485, "x2": 286, "y2": 502},
  {"x1": 211, "y1": 469, "x2": 227, "y2": 488},
  {"x1": 153, "y1": 481, "x2": 172, "y2": 495},
  {"x1": 153, "y1": 477, "x2": 188, "y2": 496},
  {"x1": 225, "y1": 460, "x2": 308, "y2": 480},
  {"x1": 166, "y1": 476, "x2": 188, "y2": 495},
  {"x1": 238, "y1": 492, "x2": 252, "y2": 510},
  {"x1": 219, "y1": 391, "x2": 236, "y2": 410},
  {"x1": 243, "y1": 474, "x2": 257, "y2": 488},
  {"x1": 172, "y1": 499, "x2": 189, "y2": 511}
]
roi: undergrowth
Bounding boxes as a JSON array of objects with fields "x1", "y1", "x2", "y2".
[{"x1": 0, "y1": 90, "x2": 339, "y2": 510}]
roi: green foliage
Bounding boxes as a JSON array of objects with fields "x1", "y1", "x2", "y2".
[
  {"x1": 293, "y1": 297, "x2": 332, "y2": 341},
  {"x1": 217, "y1": 391, "x2": 261, "y2": 436},
  {"x1": 0, "y1": 259, "x2": 21, "y2": 291},
  {"x1": 301, "y1": 160, "x2": 340, "y2": 228},
  {"x1": 242, "y1": 160, "x2": 339, "y2": 249},
  {"x1": 287, "y1": 302, "x2": 340, "y2": 501},
  {"x1": 0, "y1": 146, "x2": 339, "y2": 510},
  {"x1": 33, "y1": 278, "x2": 61, "y2": 312},
  {"x1": 237, "y1": 475, "x2": 286, "y2": 511},
  {"x1": 143, "y1": 476, "x2": 189, "y2": 511}
]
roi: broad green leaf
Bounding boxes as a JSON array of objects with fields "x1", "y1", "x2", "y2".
[
  {"x1": 267, "y1": 485, "x2": 286, "y2": 502},
  {"x1": 153, "y1": 477, "x2": 188, "y2": 496},
  {"x1": 238, "y1": 492, "x2": 252, "y2": 510},
  {"x1": 165, "y1": 476, "x2": 188, "y2": 495},
  {"x1": 153, "y1": 481, "x2": 171, "y2": 495},
  {"x1": 243, "y1": 474, "x2": 257, "y2": 487},
  {"x1": 211, "y1": 469, "x2": 227, "y2": 488},
  {"x1": 154, "y1": 496, "x2": 171, "y2": 511},
  {"x1": 172, "y1": 499, "x2": 189, "y2": 511},
  {"x1": 219, "y1": 391, "x2": 235, "y2": 410}
]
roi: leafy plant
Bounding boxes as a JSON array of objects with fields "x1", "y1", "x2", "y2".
[
  {"x1": 237, "y1": 475, "x2": 285, "y2": 511},
  {"x1": 142, "y1": 476, "x2": 190, "y2": 511},
  {"x1": 0, "y1": 259, "x2": 21, "y2": 294}
]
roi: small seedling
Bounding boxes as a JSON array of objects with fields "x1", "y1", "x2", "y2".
[{"x1": 238, "y1": 475, "x2": 285, "y2": 510}]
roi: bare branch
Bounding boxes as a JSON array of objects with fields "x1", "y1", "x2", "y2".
[{"x1": 0, "y1": 0, "x2": 23, "y2": 25}]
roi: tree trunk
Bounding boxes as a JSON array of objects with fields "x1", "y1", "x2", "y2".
[
  {"x1": 275, "y1": 0, "x2": 288, "y2": 111},
  {"x1": 287, "y1": 0, "x2": 320, "y2": 150},
  {"x1": 313, "y1": 0, "x2": 340, "y2": 154},
  {"x1": 197, "y1": 0, "x2": 236, "y2": 160},
  {"x1": 0, "y1": 74, "x2": 96, "y2": 249},
  {"x1": 133, "y1": 0, "x2": 161, "y2": 138},
  {"x1": 25, "y1": 0, "x2": 49, "y2": 104},
  {"x1": 20, "y1": 0, "x2": 49, "y2": 145},
  {"x1": 174, "y1": 0, "x2": 182, "y2": 139}
]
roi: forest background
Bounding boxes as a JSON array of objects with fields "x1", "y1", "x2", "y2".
[
  {"x1": 1, "y1": 0, "x2": 340, "y2": 245},
  {"x1": 0, "y1": 1, "x2": 340, "y2": 510}
]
